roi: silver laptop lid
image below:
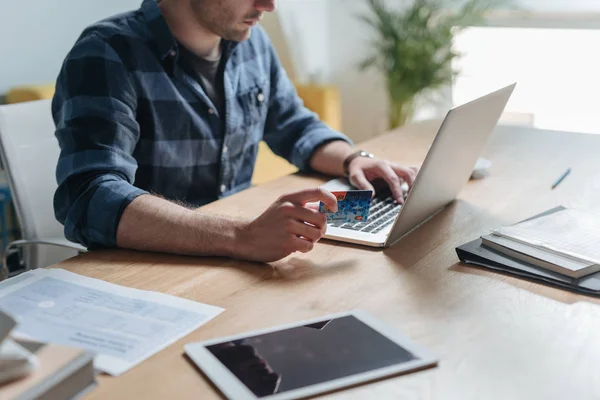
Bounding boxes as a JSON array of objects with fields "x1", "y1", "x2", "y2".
[{"x1": 385, "y1": 83, "x2": 516, "y2": 247}]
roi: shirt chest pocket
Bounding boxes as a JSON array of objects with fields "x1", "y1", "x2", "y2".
[{"x1": 236, "y1": 81, "x2": 269, "y2": 139}]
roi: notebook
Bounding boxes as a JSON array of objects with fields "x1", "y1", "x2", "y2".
[
  {"x1": 491, "y1": 208, "x2": 600, "y2": 265},
  {"x1": 456, "y1": 207, "x2": 600, "y2": 297},
  {"x1": 0, "y1": 339, "x2": 96, "y2": 400},
  {"x1": 482, "y1": 208, "x2": 600, "y2": 278},
  {"x1": 0, "y1": 310, "x2": 96, "y2": 400},
  {"x1": 480, "y1": 234, "x2": 600, "y2": 278}
]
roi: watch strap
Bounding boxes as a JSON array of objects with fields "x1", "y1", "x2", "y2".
[{"x1": 343, "y1": 150, "x2": 375, "y2": 176}]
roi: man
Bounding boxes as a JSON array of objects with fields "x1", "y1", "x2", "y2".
[{"x1": 53, "y1": 0, "x2": 417, "y2": 263}]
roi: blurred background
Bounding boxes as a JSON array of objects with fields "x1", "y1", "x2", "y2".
[{"x1": 2, "y1": 0, "x2": 599, "y2": 143}]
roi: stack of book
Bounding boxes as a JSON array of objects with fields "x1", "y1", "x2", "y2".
[
  {"x1": 0, "y1": 310, "x2": 96, "y2": 400},
  {"x1": 480, "y1": 208, "x2": 600, "y2": 279}
]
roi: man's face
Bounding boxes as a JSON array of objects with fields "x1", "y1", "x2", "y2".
[{"x1": 191, "y1": 0, "x2": 276, "y2": 42}]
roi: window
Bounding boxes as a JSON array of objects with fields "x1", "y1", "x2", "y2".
[{"x1": 452, "y1": 25, "x2": 600, "y2": 134}]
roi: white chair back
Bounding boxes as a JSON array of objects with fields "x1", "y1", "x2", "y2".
[{"x1": 0, "y1": 100, "x2": 80, "y2": 269}]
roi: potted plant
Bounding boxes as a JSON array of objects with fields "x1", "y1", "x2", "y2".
[{"x1": 358, "y1": 0, "x2": 505, "y2": 129}]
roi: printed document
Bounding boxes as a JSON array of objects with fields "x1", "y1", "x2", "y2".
[{"x1": 0, "y1": 268, "x2": 223, "y2": 375}]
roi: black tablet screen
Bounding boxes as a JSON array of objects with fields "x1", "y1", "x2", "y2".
[{"x1": 206, "y1": 315, "x2": 416, "y2": 397}]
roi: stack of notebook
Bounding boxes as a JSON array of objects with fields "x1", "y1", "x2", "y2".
[
  {"x1": 482, "y1": 208, "x2": 600, "y2": 279},
  {"x1": 456, "y1": 207, "x2": 600, "y2": 295},
  {"x1": 0, "y1": 310, "x2": 96, "y2": 399}
]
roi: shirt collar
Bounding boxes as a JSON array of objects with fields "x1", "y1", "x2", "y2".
[
  {"x1": 141, "y1": 0, "x2": 239, "y2": 68},
  {"x1": 141, "y1": 0, "x2": 178, "y2": 61}
]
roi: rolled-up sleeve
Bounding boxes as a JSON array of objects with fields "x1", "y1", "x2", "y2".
[
  {"x1": 261, "y1": 32, "x2": 353, "y2": 171},
  {"x1": 52, "y1": 32, "x2": 147, "y2": 248}
]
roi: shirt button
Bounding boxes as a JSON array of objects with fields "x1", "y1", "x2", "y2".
[
  {"x1": 169, "y1": 49, "x2": 176, "y2": 58},
  {"x1": 223, "y1": 145, "x2": 228, "y2": 154},
  {"x1": 257, "y1": 92, "x2": 265, "y2": 102},
  {"x1": 208, "y1": 108, "x2": 215, "y2": 114},
  {"x1": 220, "y1": 184, "x2": 227, "y2": 193}
]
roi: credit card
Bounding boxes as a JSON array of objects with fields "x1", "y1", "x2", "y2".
[{"x1": 319, "y1": 190, "x2": 373, "y2": 223}]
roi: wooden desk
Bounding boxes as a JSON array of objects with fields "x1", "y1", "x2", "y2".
[{"x1": 59, "y1": 121, "x2": 600, "y2": 399}]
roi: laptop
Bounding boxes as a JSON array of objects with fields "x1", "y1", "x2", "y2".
[{"x1": 321, "y1": 83, "x2": 516, "y2": 248}]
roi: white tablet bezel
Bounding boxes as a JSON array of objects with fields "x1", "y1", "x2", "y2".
[{"x1": 184, "y1": 310, "x2": 437, "y2": 400}]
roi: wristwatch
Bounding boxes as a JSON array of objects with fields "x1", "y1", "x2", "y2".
[{"x1": 343, "y1": 150, "x2": 375, "y2": 176}]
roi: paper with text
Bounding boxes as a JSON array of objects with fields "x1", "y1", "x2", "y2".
[
  {"x1": 493, "y1": 209, "x2": 600, "y2": 265},
  {"x1": 0, "y1": 269, "x2": 223, "y2": 375}
]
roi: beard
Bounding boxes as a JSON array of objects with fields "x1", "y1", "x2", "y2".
[{"x1": 191, "y1": 0, "x2": 260, "y2": 41}]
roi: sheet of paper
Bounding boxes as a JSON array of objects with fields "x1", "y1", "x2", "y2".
[
  {"x1": 0, "y1": 268, "x2": 224, "y2": 376},
  {"x1": 493, "y1": 209, "x2": 600, "y2": 264}
]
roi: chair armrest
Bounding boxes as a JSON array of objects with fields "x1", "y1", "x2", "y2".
[
  {"x1": 1, "y1": 239, "x2": 86, "y2": 281},
  {"x1": 5, "y1": 84, "x2": 56, "y2": 104}
]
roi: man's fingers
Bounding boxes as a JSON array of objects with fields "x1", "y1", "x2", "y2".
[
  {"x1": 292, "y1": 236, "x2": 315, "y2": 253},
  {"x1": 390, "y1": 164, "x2": 418, "y2": 187},
  {"x1": 281, "y1": 188, "x2": 337, "y2": 212},
  {"x1": 288, "y1": 220, "x2": 323, "y2": 242},
  {"x1": 282, "y1": 205, "x2": 328, "y2": 232},
  {"x1": 349, "y1": 170, "x2": 376, "y2": 198},
  {"x1": 305, "y1": 202, "x2": 319, "y2": 211},
  {"x1": 378, "y1": 164, "x2": 405, "y2": 203}
]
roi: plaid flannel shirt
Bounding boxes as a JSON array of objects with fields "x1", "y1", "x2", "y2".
[{"x1": 52, "y1": 0, "x2": 351, "y2": 248}]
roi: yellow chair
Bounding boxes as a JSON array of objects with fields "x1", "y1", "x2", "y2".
[
  {"x1": 252, "y1": 83, "x2": 341, "y2": 185},
  {"x1": 5, "y1": 84, "x2": 55, "y2": 105},
  {"x1": 5, "y1": 83, "x2": 341, "y2": 185}
]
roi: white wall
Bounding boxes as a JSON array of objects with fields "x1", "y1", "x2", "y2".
[
  {"x1": 275, "y1": 1, "x2": 331, "y2": 84},
  {"x1": 0, "y1": 0, "x2": 141, "y2": 94},
  {"x1": 0, "y1": 0, "x2": 329, "y2": 96},
  {"x1": 328, "y1": 0, "x2": 396, "y2": 142}
]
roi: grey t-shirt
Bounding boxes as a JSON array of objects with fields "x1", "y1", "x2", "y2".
[{"x1": 181, "y1": 45, "x2": 225, "y2": 117}]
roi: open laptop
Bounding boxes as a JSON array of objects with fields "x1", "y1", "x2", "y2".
[{"x1": 321, "y1": 83, "x2": 516, "y2": 248}]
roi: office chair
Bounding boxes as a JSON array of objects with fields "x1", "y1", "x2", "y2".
[{"x1": 0, "y1": 100, "x2": 85, "y2": 281}]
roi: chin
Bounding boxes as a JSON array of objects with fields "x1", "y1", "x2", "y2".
[{"x1": 224, "y1": 26, "x2": 253, "y2": 42}]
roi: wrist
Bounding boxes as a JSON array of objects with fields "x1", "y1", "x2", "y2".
[
  {"x1": 343, "y1": 150, "x2": 375, "y2": 177},
  {"x1": 227, "y1": 217, "x2": 254, "y2": 259},
  {"x1": 186, "y1": 211, "x2": 251, "y2": 258}
]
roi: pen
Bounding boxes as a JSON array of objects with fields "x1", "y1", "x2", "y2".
[{"x1": 551, "y1": 168, "x2": 571, "y2": 189}]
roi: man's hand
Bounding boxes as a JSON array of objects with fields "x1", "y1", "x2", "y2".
[
  {"x1": 234, "y1": 188, "x2": 338, "y2": 263},
  {"x1": 347, "y1": 157, "x2": 419, "y2": 203},
  {"x1": 307, "y1": 140, "x2": 418, "y2": 204}
]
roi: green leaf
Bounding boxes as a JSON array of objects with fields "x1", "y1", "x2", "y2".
[{"x1": 356, "y1": 0, "x2": 508, "y2": 107}]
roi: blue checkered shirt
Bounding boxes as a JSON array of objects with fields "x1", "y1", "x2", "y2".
[{"x1": 52, "y1": 0, "x2": 351, "y2": 249}]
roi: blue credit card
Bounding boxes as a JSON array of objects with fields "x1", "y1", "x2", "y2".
[{"x1": 319, "y1": 190, "x2": 373, "y2": 223}]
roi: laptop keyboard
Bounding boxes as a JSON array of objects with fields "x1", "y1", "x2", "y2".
[{"x1": 329, "y1": 192, "x2": 404, "y2": 234}]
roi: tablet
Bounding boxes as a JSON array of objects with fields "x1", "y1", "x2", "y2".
[{"x1": 184, "y1": 310, "x2": 437, "y2": 400}]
